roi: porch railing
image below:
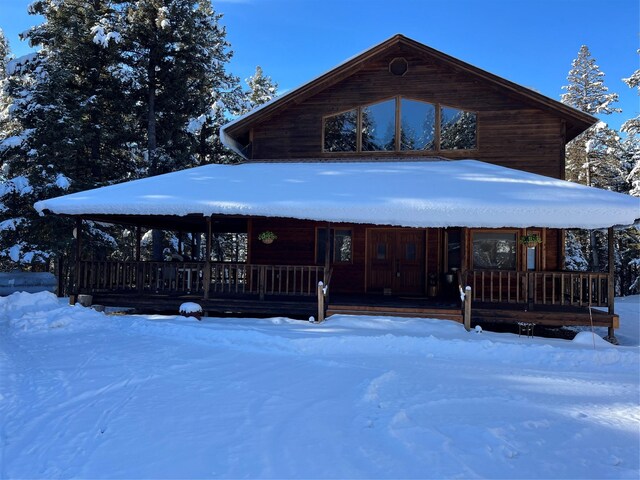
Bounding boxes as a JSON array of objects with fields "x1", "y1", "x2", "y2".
[
  {"x1": 76, "y1": 260, "x2": 325, "y2": 297},
  {"x1": 466, "y1": 270, "x2": 611, "y2": 307}
]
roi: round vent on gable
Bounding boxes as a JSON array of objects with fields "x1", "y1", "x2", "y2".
[{"x1": 389, "y1": 57, "x2": 408, "y2": 76}]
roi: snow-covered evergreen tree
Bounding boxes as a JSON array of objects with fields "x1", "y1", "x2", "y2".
[
  {"x1": 561, "y1": 45, "x2": 623, "y2": 271},
  {"x1": 242, "y1": 65, "x2": 278, "y2": 113},
  {"x1": 0, "y1": 0, "x2": 134, "y2": 269},
  {"x1": 121, "y1": 0, "x2": 241, "y2": 258},
  {"x1": 617, "y1": 51, "x2": 640, "y2": 294},
  {"x1": 123, "y1": 0, "x2": 240, "y2": 174},
  {"x1": 621, "y1": 49, "x2": 640, "y2": 196},
  {"x1": 561, "y1": 45, "x2": 620, "y2": 116}
]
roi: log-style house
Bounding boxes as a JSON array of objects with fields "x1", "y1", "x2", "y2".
[{"x1": 35, "y1": 35, "x2": 640, "y2": 337}]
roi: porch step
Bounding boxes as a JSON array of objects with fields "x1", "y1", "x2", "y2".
[{"x1": 327, "y1": 304, "x2": 463, "y2": 323}]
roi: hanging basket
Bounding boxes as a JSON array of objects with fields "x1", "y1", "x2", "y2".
[
  {"x1": 258, "y1": 231, "x2": 277, "y2": 245},
  {"x1": 519, "y1": 234, "x2": 542, "y2": 248}
]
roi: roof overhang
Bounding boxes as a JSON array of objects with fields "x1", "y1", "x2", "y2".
[{"x1": 35, "y1": 159, "x2": 640, "y2": 230}]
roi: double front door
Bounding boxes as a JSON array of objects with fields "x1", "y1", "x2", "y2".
[{"x1": 367, "y1": 229, "x2": 425, "y2": 295}]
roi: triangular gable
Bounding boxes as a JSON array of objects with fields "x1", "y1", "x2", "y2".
[{"x1": 221, "y1": 34, "x2": 596, "y2": 159}]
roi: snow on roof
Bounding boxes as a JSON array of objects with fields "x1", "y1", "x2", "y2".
[{"x1": 34, "y1": 160, "x2": 640, "y2": 229}]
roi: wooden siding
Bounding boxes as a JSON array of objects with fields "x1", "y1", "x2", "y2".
[
  {"x1": 248, "y1": 45, "x2": 567, "y2": 178},
  {"x1": 247, "y1": 219, "x2": 565, "y2": 297}
]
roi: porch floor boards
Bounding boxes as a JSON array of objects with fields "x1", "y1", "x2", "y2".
[
  {"x1": 327, "y1": 294, "x2": 463, "y2": 322},
  {"x1": 471, "y1": 302, "x2": 619, "y2": 328},
  {"x1": 87, "y1": 292, "x2": 618, "y2": 328}
]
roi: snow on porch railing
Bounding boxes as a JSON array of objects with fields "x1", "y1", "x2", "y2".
[
  {"x1": 76, "y1": 260, "x2": 325, "y2": 297},
  {"x1": 466, "y1": 270, "x2": 610, "y2": 307}
]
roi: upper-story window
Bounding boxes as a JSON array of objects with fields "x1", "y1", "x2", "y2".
[
  {"x1": 324, "y1": 108, "x2": 357, "y2": 152},
  {"x1": 440, "y1": 106, "x2": 477, "y2": 150},
  {"x1": 362, "y1": 99, "x2": 396, "y2": 151},
  {"x1": 401, "y1": 98, "x2": 436, "y2": 151},
  {"x1": 322, "y1": 96, "x2": 476, "y2": 153}
]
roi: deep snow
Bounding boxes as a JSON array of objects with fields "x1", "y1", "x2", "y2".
[
  {"x1": 1, "y1": 292, "x2": 638, "y2": 479},
  {"x1": 34, "y1": 160, "x2": 640, "y2": 229}
]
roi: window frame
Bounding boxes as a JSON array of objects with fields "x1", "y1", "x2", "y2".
[
  {"x1": 315, "y1": 227, "x2": 354, "y2": 265},
  {"x1": 471, "y1": 229, "x2": 519, "y2": 271},
  {"x1": 438, "y1": 103, "x2": 478, "y2": 151},
  {"x1": 321, "y1": 96, "x2": 478, "y2": 154}
]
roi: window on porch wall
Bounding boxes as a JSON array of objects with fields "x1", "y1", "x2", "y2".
[
  {"x1": 316, "y1": 228, "x2": 353, "y2": 264},
  {"x1": 472, "y1": 232, "x2": 517, "y2": 270},
  {"x1": 211, "y1": 233, "x2": 248, "y2": 262}
]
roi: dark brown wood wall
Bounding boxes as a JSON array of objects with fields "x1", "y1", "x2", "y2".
[
  {"x1": 248, "y1": 218, "x2": 565, "y2": 296},
  {"x1": 249, "y1": 45, "x2": 566, "y2": 179},
  {"x1": 249, "y1": 218, "x2": 366, "y2": 293}
]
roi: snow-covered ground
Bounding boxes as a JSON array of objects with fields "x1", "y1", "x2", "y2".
[{"x1": 1, "y1": 293, "x2": 638, "y2": 479}]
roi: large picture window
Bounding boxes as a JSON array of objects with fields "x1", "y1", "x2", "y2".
[
  {"x1": 401, "y1": 99, "x2": 435, "y2": 151},
  {"x1": 322, "y1": 97, "x2": 476, "y2": 153},
  {"x1": 316, "y1": 228, "x2": 353, "y2": 264},
  {"x1": 362, "y1": 99, "x2": 396, "y2": 151},
  {"x1": 472, "y1": 232, "x2": 517, "y2": 270}
]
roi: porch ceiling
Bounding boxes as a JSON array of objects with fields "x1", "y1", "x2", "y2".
[{"x1": 35, "y1": 159, "x2": 640, "y2": 230}]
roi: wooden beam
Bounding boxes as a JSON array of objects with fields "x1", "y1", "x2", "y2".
[
  {"x1": 464, "y1": 286, "x2": 472, "y2": 331},
  {"x1": 135, "y1": 226, "x2": 141, "y2": 261},
  {"x1": 74, "y1": 217, "x2": 82, "y2": 299},
  {"x1": 608, "y1": 226, "x2": 615, "y2": 317},
  {"x1": 204, "y1": 217, "x2": 212, "y2": 300},
  {"x1": 317, "y1": 281, "x2": 325, "y2": 323}
]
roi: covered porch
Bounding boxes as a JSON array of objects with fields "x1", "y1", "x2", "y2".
[{"x1": 34, "y1": 159, "x2": 638, "y2": 335}]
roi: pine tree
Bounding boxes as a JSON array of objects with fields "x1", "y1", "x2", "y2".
[
  {"x1": 0, "y1": 0, "x2": 134, "y2": 270},
  {"x1": 617, "y1": 50, "x2": 640, "y2": 294},
  {"x1": 621, "y1": 49, "x2": 640, "y2": 196},
  {"x1": 561, "y1": 45, "x2": 623, "y2": 271},
  {"x1": 122, "y1": 0, "x2": 241, "y2": 258},
  {"x1": 561, "y1": 45, "x2": 621, "y2": 116},
  {"x1": 123, "y1": 0, "x2": 240, "y2": 174},
  {"x1": 242, "y1": 65, "x2": 278, "y2": 113}
]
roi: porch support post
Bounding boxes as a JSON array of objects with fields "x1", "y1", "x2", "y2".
[
  {"x1": 324, "y1": 222, "x2": 331, "y2": 282},
  {"x1": 460, "y1": 227, "x2": 468, "y2": 277},
  {"x1": 463, "y1": 286, "x2": 472, "y2": 331},
  {"x1": 203, "y1": 216, "x2": 212, "y2": 300},
  {"x1": 135, "y1": 226, "x2": 141, "y2": 261},
  {"x1": 607, "y1": 227, "x2": 615, "y2": 339},
  {"x1": 73, "y1": 217, "x2": 82, "y2": 302}
]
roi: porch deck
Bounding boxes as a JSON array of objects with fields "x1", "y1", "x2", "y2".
[{"x1": 75, "y1": 260, "x2": 618, "y2": 329}]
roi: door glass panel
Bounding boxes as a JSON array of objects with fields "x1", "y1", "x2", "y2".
[
  {"x1": 447, "y1": 229, "x2": 461, "y2": 271},
  {"x1": 324, "y1": 109, "x2": 357, "y2": 152},
  {"x1": 334, "y1": 230, "x2": 352, "y2": 263},
  {"x1": 405, "y1": 242, "x2": 417, "y2": 261},
  {"x1": 376, "y1": 243, "x2": 387, "y2": 260},
  {"x1": 400, "y1": 99, "x2": 435, "y2": 150},
  {"x1": 362, "y1": 99, "x2": 396, "y2": 151}
]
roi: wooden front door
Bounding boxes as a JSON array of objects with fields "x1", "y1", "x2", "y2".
[{"x1": 367, "y1": 229, "x2": 425, "y2": 294}]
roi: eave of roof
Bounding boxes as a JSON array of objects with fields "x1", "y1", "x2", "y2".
[
  {"x1": 35, "y1": 159, "x2": 640, "y2": 230},
  {"x1": 220, "y1": 34, "x2": 597, "y2": 160}
]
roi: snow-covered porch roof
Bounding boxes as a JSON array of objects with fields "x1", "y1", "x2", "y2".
[{"x1": 34, "y1": 159, "x2": 640, "y2": 229}]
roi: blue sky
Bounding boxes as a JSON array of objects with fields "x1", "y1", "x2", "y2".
[{"x1": 1, "y1": 0, "x2": 638, "y2": 130}]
